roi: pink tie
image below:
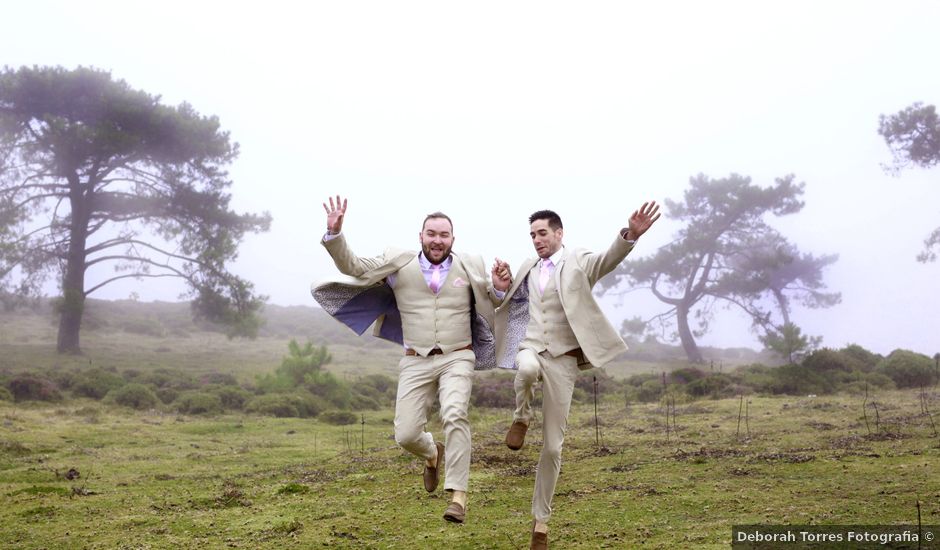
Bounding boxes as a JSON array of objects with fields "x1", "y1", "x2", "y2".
[
  {"x1": 538, "y1": 259, "x2": 553, "y2": 295},
  {"x1": 429, "y1": 264, "x2": 442, "y2": 294}
]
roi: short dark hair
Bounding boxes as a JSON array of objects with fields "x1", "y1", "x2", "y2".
[
  {"x1": 529, "y1": 210, "x2": 563, "y2": 231},
  {"x1": 422, "y1": 211, "x2": 453, "y2": 233}
]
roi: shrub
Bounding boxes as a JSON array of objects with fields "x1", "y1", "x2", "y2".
[
  {"x1": 862, "y1": 372, "x2": 896, "y2": 390},
  {"x1": 139, "y1": 369, "x2": 198, "y2": 391},
  {"x1": 802, "y1": 349, "x2": 864, "y2": 373},
  {"x1": 0, "y1": 386, "x2": 13, "y2": 401},
  {"x1": 839, "y1": 344, "x2": 882, "y2": 371},
  {"x1": 470, "y1": 373, "x2": 516, "y2": 408},
  {"x1": 48, "y1": 370, "x2": 76, "y2": 391},
  {"x1": 108, "y1": 383, "x2": 158, "y2": 410},
  {"x1": 625, "y1": 372, "x2": 659, "y2": 387},
  {"x1": 764, "y1": 365, "x2": 832, "y2": 395},
  {"x1": 359, "y1": 373, "x2": 395, "y2": 395},
  {"x1": 156, "y1": 387, "x2": 179, "y2": 405},
  {"x1": 351, "y1": 374, "x2": 397, "y2": 409},
  {"x1": 212, "y1": 386, "x2": 252, "y2": 410},
  {"x1": 668, "y1": 367, "x2": 707, "y2": 386},
  {"x1": 685, "y1": 374, "x2": 734, "y2": 399},
  {"x1": 245, "y1": 392, "x2": 326, "y2": 418},
  {"x1": 72, "y1": 368, "x2": 125, "y2": 399},
  {"x1": 175, "y1": 392, "x2": 223, "y2": 415},
  {"x1": 636, "y1": 378, "x2": 665, "y2": 402},
  {"x1": 8, "y1": 375, "x2": 62, "y2": 402},
  {"x1": 350, "y1": 393, "x2": 381, "y2": 411},
  {"x1": 876, "y1": 349, "x2": 937, "y2": 388},
  {"x1": 320, "y1": 410, "x2": 358, "y2": 425},
  {"x1": 575, "y1": 368, "x2": 619, "y2": 396},
  {"x1": 246, "y1": 394, "x2": 298, "y2": 417},
  {"x1": 201, "y1": 372, "x2": 239, "y2": 386}
]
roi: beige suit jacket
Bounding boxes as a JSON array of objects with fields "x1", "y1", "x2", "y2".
[
  {"x1": 495, "y1": 233, "x2": 635, "y2": 370},
  {"x1": 317, "y1": 233, "x2": 499, "y2": 344}
]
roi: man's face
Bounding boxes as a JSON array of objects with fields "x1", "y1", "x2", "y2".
[
  {"x1": 530, "y1": 219, "x2": 563, "y2": 259},
  {"x1": 419, "y1": 217, "x2": 454, "y2": 265}
]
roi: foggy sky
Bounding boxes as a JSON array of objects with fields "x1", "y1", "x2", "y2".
[{"x1": 3, "y1": 1, "x2": 938, "y2": 356}]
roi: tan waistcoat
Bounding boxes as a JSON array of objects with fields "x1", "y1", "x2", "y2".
[
  {"x1": 520, "y1": 264, "x2": 579, "y2": 357},
  {"x1": 394, "y1": 258, "x2": 472, "y2": 356}
]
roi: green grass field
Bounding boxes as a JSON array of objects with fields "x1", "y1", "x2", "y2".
[
  {"x1": 2, "y1": 389, "x2": 938, "y2": 548},
  {"x1": 2, "y1": 307, "x2": 938, "y2": 548}
]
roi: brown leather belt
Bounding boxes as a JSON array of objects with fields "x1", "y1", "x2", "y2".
[
  {"x1": 564, "y1": 348, "x2": 583, "y2": 358},
  {"x1": 405, "y1": 344, "x2": 473, "y2": 357}
]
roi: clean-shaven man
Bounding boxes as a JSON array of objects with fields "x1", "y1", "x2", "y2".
[
  {"x1": 496, "y1": 202, "x2": 660, "y2": 549},
  {"x1": 312, "y1": 195, "x2": 511, "y2": 524}
]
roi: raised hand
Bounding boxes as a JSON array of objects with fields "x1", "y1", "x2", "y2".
[
  {"x1": 323, "y1": 195, "x2": 347, "y2": 235},
  {"x1": 627, "y1": 201, "x2": 661, "y2": 241},
  {"x1": 491, "y1": 257, "x2": 512, "y2": 292}
]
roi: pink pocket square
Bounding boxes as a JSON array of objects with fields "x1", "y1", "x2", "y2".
[{"x1": 452, "y1": 277, "x2": 468, "y2": 288}]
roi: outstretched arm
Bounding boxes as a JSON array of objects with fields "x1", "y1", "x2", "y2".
[
  {"x1": 583, "y1": 200, "x2": 661, "y2": 283},
  {"x1": 320, "y1": 195, "x2": 387, "y2": 277}
]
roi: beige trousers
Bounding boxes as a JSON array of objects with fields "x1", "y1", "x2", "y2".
[
  {"x1": 513, "y1": 348, "x2": 581, "y2": 523},
  {"x1": 394, "y1": 348, "x2": 475, "y2": 492}
]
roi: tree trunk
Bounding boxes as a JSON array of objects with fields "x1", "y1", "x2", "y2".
[
  {"x1": 676, "y1": 302, "x2": 704, "y2": 363},
  {"x1": 56, "y1": 178, "x2": 90, "y2": 354}
]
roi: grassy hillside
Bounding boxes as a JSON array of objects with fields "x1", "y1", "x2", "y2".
[
  {"x1": 1, "y1": 300, "x2": 938, "y2": 548},
  {"x1": 1, "y1": 390, "x2": 938, "y2": 548},
  {"x1": 0, "y1": 298, "x2": 772, "y2": 383}
]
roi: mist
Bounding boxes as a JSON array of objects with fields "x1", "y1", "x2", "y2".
[{"x1": 3, "y1": 1, "x2": 938, "y2": 357}]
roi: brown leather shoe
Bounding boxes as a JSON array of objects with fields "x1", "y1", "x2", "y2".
[
  {"x1": 443, "y1": 501, "x2": 465, "y2": 523},
  {"x1": 505, "y1": 421, "x2": 528, "y2": 450},
  {"x1": 423, "y1": 442, "x2": 444, "y2": 492},
  {"x1": 530, "y1": 521, "x2": 548, "y2": 549}
]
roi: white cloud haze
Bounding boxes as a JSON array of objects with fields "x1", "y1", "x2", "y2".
[{"x1": 4, "y1": 1, "x2": 939, "y2": 355}]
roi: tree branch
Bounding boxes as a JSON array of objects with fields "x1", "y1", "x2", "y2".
[{"x1": 84, "y1": 272, "x2": 184, "y2": 297}]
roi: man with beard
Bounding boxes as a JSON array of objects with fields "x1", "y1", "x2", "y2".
[
  {"x1": 313, "y1": 195, "x2": 511, "y2": 524},
  {"x1": 496, "y1": 202, "x2": 660, "y2": 549}
]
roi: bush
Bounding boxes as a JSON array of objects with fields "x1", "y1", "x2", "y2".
[
  {"x1": 470, "y1": 373, "x2": 516, "y2": 408},
  {"x1": 156, "y1": 387, "x2": 179, "y2": 405},
  {"x1": 861, "y1": 372, "x2": 896, "y2": 390},
  {"x1": 351, "y1": 374, "x2": 396, "y2": 409},
  {"x1": 246, "y1": 394, "x2": 298, "y2": 417},
  {"x1": 0, "y1": 386, "x2": 13, "y2": 401},
  {"x1": 201, "y1": 372, "x2": 239, "y2": 386},
  {"x1": 839, "y1": 344, "x2": 882, "y2": 371},
  {"x1": 8, "y1": 375, "x2": 62, "y2": 402},
  {"x1": 876, "y1": 349, "x2": 937, "y2": 388},
  {"x1": 624, "y1": 372, "x2": 658, "y2": 385},
  {"x1": 139, "y1": 369, "x2": 198, "y2": 391},
  {"x1": 72, "y1": 368, "x2": 125, "y2": 399},
  {"x1": 764, "y1": 365, "x2": 832, "y2": 395},
  {"x1": 108, "y1": 383, "x2": 158, "y2": 410},
  {"x1": 212, "y1": 386, "x2": 252, "y2": 410},
  {"x1": 320, "y1": 410, "x2": 358, "y2": 425},
  {"x1": 48, "y1": 370, "x2": 76, "y2": 391},
  {"x1": 685, "y1": 373, "x2": 734, "y2": 398},
  {"x1": 802, "y1": 349, "x2": 864, "y2": 373},
  {"x1": 636, "y1": 378, "x2": 665, "y2": 402},
  {"x1": 175, "y1": 392, "x2": 223, "y2": 415},
  {"x1": 245, "y1": 392, "x2": 326, "y2": 418},
  {"x1": 668, "y1": 367, "x2": 706, "y2": 386},
  {"x1": 575, "y1": 369, "x2": 619, "y2": 396}
]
